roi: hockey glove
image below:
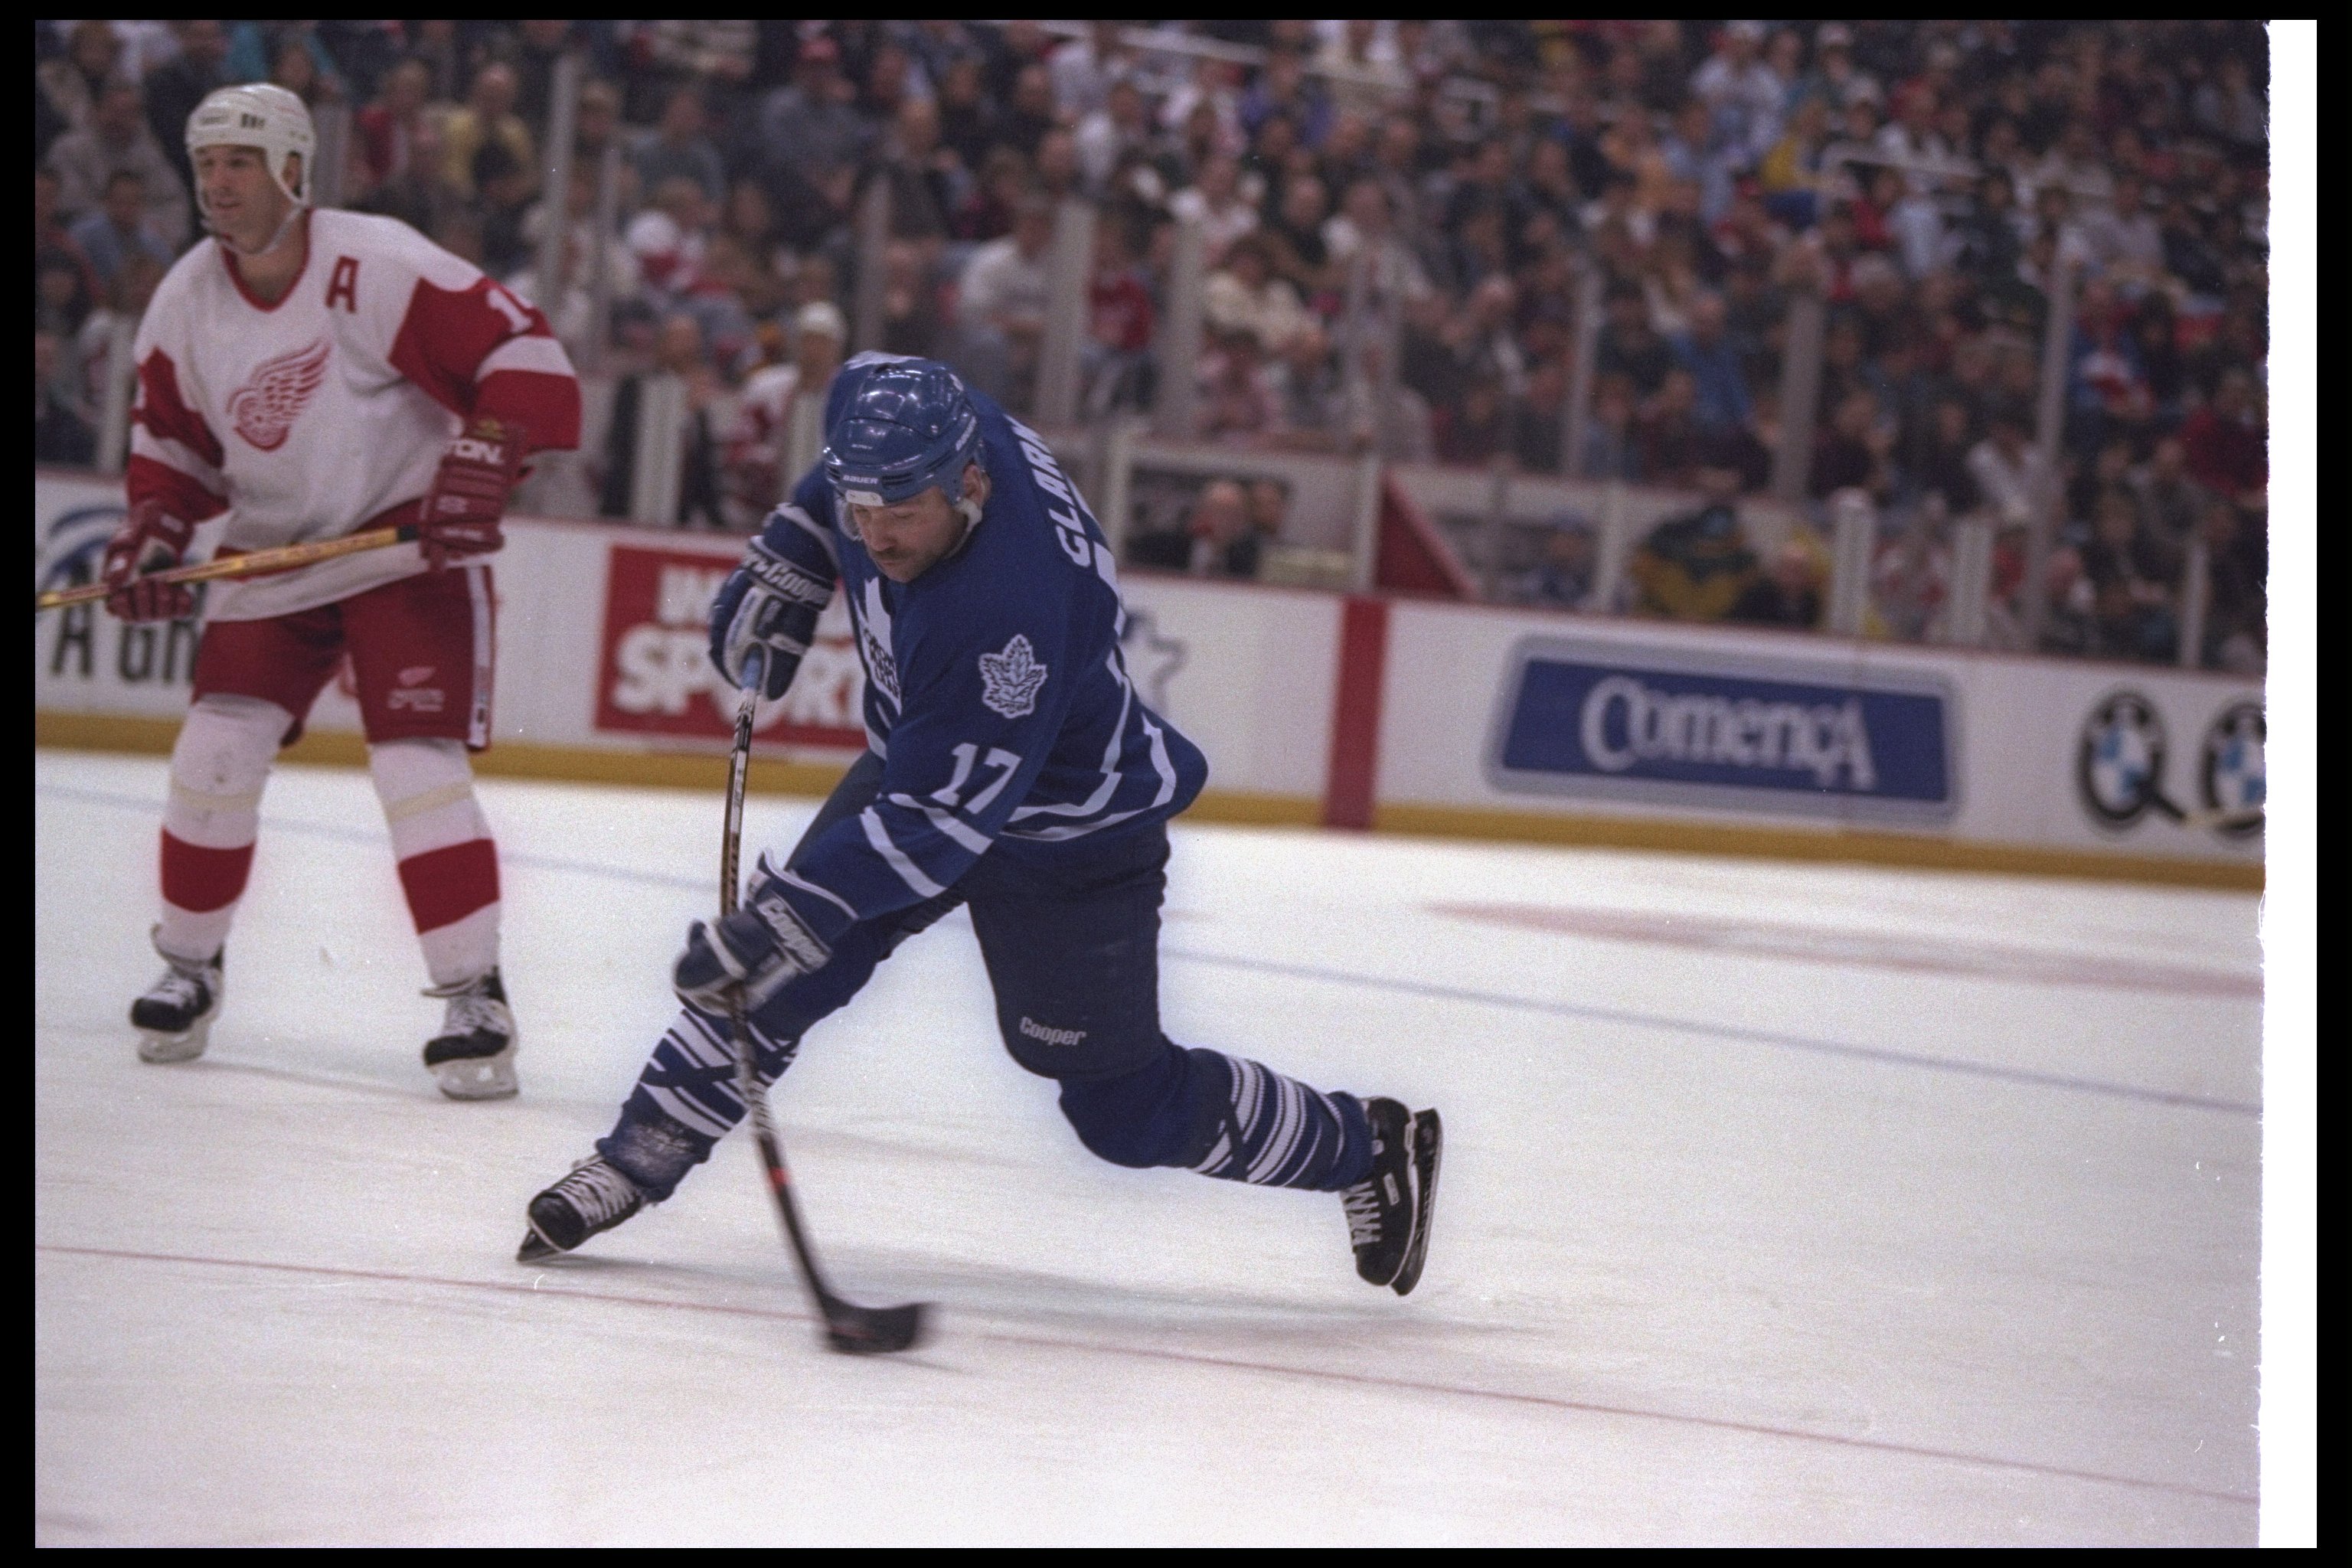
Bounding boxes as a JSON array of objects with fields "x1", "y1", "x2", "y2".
[
  {"x1": 100, "y1": 497, "x2": 199, "y2": 622},
  {"x1": 674, "y1": 882, "x2": 834, "y2": 1012},
  {"x1": 708, "y1": 537, "x2": 831, "y2": 701},
  {"x1": 418, "y1": 416, "x2": 527, "y2": 570}
]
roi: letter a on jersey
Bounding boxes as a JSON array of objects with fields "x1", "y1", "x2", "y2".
[{"x1": 978, "y1": 635, "x2": 1048, "y2": 717}]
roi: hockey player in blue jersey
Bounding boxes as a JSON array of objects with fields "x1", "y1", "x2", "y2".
[{"x1": 520, "y1": 357, "x2": 1440, "y2": 1294}]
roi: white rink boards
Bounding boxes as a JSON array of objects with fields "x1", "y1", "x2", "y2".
[{"x1": 35, "y1": 749, "x2": 2260, "y2": 1545}]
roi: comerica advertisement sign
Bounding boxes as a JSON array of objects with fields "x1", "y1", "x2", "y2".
[{"x1": 1488, "y1": 635, "x2": 1958, "y2": 823}]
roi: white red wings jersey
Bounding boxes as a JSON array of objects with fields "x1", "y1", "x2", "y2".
[{"x1": 129, "y1": 208, "x2": 582, "y2": 621}]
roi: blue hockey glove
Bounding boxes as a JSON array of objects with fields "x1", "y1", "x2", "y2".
[
  {"x1": 708, "y1": 537, "x2": 831, "y2": 701},
  {"x1": 673, "y1": 883, "x2": 834, "y2": 1012}
]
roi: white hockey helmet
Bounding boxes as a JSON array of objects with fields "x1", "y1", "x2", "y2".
[{"x1": 186, "y1": 83, "x2": 315, "y2": 211}]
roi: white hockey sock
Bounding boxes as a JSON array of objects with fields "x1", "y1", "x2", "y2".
[
  {"x1": 368, "y1": 739, "x2": 501, "y2": 988},
  {"x1": 156, "y1": 694, "x2": 289, "y2": 964}
]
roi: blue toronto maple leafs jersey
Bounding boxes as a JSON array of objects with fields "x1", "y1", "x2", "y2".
[{"x1": 752, "y1": 358, "x2": 1207, "y2": 949}]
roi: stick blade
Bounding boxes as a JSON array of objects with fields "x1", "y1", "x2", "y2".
[{"x1": 822, "y1": 1298, "x2": 930, "y2": 1356}]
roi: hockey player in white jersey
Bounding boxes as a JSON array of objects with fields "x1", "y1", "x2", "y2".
[{"x1": 106, "y1": 84, "x2": 581, "y2": 1096}]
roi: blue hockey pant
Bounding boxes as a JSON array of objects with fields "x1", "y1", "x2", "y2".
[{"x1": 600, "y1": 753, "x2": 1373, "y2": 1200}]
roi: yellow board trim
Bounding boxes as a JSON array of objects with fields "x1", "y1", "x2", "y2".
[
  {"x1": 1371, "y1": 800, "x2": 2264, "y2": 892},
  {"x1": 36, "y1": 712, "x2": 2259, "y2": 890}
]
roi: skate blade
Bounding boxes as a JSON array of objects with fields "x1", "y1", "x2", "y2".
[
  {"x1": 432, "y1": 1046, "x2": 518, "y2": 1101},
  {"x1": 136, "y1": 1017, "x2": 212, "y2": 1064},
  {"x1": 516, "y1": 1230, "x2": 562, "y2": 1263},
  {"x1": 1390, "y1": 1108, "x2": 1442, "y2": 1298}
]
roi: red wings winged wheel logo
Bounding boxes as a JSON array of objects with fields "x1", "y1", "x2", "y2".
[{"x1": 227, "y1": 336, "x2": 333, "y2": 452}]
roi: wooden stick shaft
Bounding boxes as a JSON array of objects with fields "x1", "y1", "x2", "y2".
[{"x1": 34, "y1": 524, "x2": 417, "y2": 612}]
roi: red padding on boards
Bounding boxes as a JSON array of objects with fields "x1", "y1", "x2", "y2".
[
  {"x1": 397, "y1": 838, "x2": 501, "y2": 933},
  {"x1": 1322, "y1": 595, "x2": 1390, "y2": 831},
  {"x1": 160, "y1": 831, "x2": 256, "y2": 914}
]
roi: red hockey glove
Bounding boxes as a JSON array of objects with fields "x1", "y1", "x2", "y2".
[
  {"x1": 100, "y1": 497, "x2": 198, "y2": 622},
  {"x1": 419, "y1": 416, "x2": 527, "y2": 570}
]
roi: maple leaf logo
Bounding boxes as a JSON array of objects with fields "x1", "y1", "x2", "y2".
[
  {"x1": 977, "y1": 634, "x2": 1048, "y2": 718},
  {"x1": 227, "y1": 336, "x2": 332, "y2": 452}
]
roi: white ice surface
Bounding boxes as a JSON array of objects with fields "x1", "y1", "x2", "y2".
[{"x1": 35, "y1": 749, "x2": 2261, "y2": 1545}]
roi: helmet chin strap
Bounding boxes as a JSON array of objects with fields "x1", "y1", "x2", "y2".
[{"x1": 207, "y1": 200, "x2": 305, "y2": 260}]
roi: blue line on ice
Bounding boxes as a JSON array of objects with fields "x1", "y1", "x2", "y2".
[{"x1": 41, "y1": 781, "x2": 2259, "y2": 1118}]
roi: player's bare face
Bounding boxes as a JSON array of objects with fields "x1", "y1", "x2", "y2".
[
  {"x1": 848, "y1": 468, "x2": 983, "y2": 583},
  {"x1": 194, "y1": 145, "x2": 294, "y2": 253}
]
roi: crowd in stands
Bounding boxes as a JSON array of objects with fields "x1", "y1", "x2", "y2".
[{"x1": 35, "y1": 20, "x2": 2270, "y2": 670}]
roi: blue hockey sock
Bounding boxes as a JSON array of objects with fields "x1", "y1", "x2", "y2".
[
  {"x1": 1183, "y1": 1050, "x2": 1373, "y2": 1191},
  {"x1": 1060, "y1": 1045, "x2": 1372, "y2": 1191},
  {"x1": 596, "y1": 1004, "x2": 799, "y2": 1200}
]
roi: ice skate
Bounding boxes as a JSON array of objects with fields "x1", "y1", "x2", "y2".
[
  {"x1": 423, "y1": 969, "x2": 518, "y2": 1100},
  {"x1": 1341, "y1": 1097, "x2": 1441, "y2": 1294},
  {"x1": 132, "y1": 946, "x2": 224, "y2": 1064},
  {"x1": 518, "y1": 1155, "x2": 645, "y2": 1262}
]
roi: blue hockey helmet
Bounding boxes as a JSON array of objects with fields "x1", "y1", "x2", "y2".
[{"x1": 822, "y1": 358, "x2": 984, "y2": 509}]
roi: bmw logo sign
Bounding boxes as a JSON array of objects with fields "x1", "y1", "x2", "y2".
[
  {"x1": 2201, "y1": 701, "x2": 2265, "y2": 838},
  {"x1": 2076, "y1": 691, "x2": 2164, "y2": 828}
]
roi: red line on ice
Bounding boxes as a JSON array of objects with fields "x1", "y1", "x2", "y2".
[{"x1": 38, "y1": 1242, "x2": 2254, "y2": 1509}]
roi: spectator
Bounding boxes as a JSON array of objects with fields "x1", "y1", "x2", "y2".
[
  {"x1": 1197, "y1": 328, "x2": 1280, "y2": 444},
  {"x1": 1596, "y1": 283, "x2": 1673, "y2": 399},
  {"x1": 1184, "y1": 479, "x2": 1264, "y2": 579},
  {"x1": 1521, "y1": 517, "x2": 1597, "y2": 609},
  {"x1": 2132, "y1": 436, "x2": 2210, "y2": 560},
  {"x1": 1204, "y1": 234, "x2": 1310, "y2": 355},
  {"x1": 472, "y1": 142, "x2": 538, "y2": 279},
  {"x1": 353, "y1": 57, "x2": 439, "y2": 208},
  {"x1": 1670, "y1": 292, "x2": 1753, "y2": 434},
  {"x1": 1083, "y1": 214, "x2": 1156, "y2": 415},
  {"x1": 1630, "y1": 461, "x2": 1760, "y2": 621},
  {"x1": 1965, "y1": 407, "x2": 2045, "y2": 528},
  {"x1": 633, "y1": 87, "x2": 727, "y2": 207},
  {"x1": 954, "y1": 191, "x2": 1055, "y2": 410},
  {"x1": 34, "y1": 328, "x2": 96, "y2": 467},
  {"x1": 1730, "y1": 538, "x2": 1828, "y2": 629},
  {"x1": 440, "y1": 62, "x2": 534, "y2": 204},
  {"x1": 727, "y1": 299, "x2": 848, "y2": 521},
  {"x1": 143, "y1": 21, "x2": 232, "y2": 197},
  {"x1": 2197, "y1": 496, "x2": 2265, "y2": 673},
  {"x1": 1169, "y1": 152, "x2": 1258, "y2": 267},
  {"x1": 1811, "y1": 390, "x2": 1893, "y2": 500},
  {"x1": 2079, "y1": 488, "x2": 2177, "y2": 662},
  {"x1": 1076, "y1": 76, "x2": 1153, "y2": 198},
  {"x1": 1865, "y1": 513, "x2": 1949, "y2": 640},
  {"x1": 1908, "y1": 397, "x2": 1981, "y2": 516},
  {"x1": 67, "y1": 169, "x2": 173, "y2": 292},
  {"x1": 38, "y1": 21, "x2": 124, "y2": 141},
  {"x1": 2179, "y1": 368, "x2": 2265, "y2": 502},
  {"x1": 1690, "y1": 21, "x2": 1786, "y2": 164},
  {"x1": 627, "y1": 177, "x2": 714, "y2": 303},
  {"x1": 47, "y1": 79, "x2": 191, "y2": 247},
  {"x1": 599, "y1": 313, "x2": 729, "y2": 528}
]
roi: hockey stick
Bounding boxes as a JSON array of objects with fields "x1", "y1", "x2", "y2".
[
  {"x1": 721, "y1": 649, "x2": 929, "y2": 1355},
  {"x1": 34, "y1": 524, "x2": 420, "y2": 612}
]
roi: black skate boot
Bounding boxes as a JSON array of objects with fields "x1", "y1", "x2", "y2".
[
  {"x1": 423, "y1": 969, "x2": 517, "y2": 1101},
  {"x1": 132, "y1": 943, "x2": 223, "y2": 1064},
  {"x1": 518, "y1": 1156, "x2": 645, "y2": 1262},
  {"x1": 1341, "y1": 1097, "x2": 1442, "y2": 1295}
]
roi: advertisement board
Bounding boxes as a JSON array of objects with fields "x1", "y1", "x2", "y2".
[
  {"x1": 1488, "y1": 632, "x2": 1957, "y2": 825},
  {"x1": 592, "y1": 541, "x2": 867, "y2": 751}
]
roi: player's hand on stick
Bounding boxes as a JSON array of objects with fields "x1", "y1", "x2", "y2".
[
  {"x1": 418, "y1": 416, "x2": 526, "y2": 570},
  {"x1": 674, "y1": 892, "x2": 831, "y2": 1013},
  {"x1": 709, "y1": 538, "x2": 829, "y2": 701},
  {"x1": 100, "y1": 498, "x2": 199, "y2": 622}
]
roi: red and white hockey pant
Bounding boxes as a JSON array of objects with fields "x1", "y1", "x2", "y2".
[{"x1": 156, "y1": 567, "x2": 501, "y2": 985}]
